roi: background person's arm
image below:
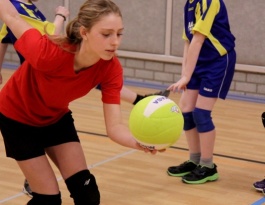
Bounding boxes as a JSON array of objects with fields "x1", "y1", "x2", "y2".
[
  {"x1": 0, "y1": 0, "x2": 32, "y2": 39},
  {"x1": 53, "y1": 6, "x2": 69, "y2": 35}
]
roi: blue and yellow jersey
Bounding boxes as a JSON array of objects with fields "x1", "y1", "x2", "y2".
[
  {"x1": 183, "y1": 0, "x2": 236, "y2": 62},
  {"x1": 0, "y1": 0, "x2": 55, "y2": 63}
]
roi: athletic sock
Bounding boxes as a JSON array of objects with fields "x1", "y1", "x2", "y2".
[
  {"x1": 199, "y1": 158, "x2": 214, "y2": 168},
  {"x1": 189, "y1": 153, "x2": 201, "y2": 164}
]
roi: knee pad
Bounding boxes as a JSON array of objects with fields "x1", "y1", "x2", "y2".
[
  {"x1": 27, "y1": 192, "x2": 61, "y2": 205},
  {"x1": 193, "y1": 107, "x2": 215, "y2": 133},
  {"x1": 65, "y1": 169, "x2": 100, "y2": 205},
  {"x1": 182, "y1": 112, "x2": 196, "y2": 131}
]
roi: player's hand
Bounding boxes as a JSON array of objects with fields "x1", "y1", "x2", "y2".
[
  {"x1": 167, "y1": 76, "x2": 190, "y2": 93},
  {"x1": 55, "y1": 6, "x2": 70, "y2": 19}
]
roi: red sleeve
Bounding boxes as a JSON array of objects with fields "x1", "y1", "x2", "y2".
[
  {"x1": 14, "y1": 29, "x2": 69, "y2": 72},
  {"x1": 100, "y1": 57, "x2": 123, "y2": 104}
]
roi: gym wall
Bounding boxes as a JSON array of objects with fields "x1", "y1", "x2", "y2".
[{"x1": 1, "y1": 0, "x2": 264, "y2": 101}]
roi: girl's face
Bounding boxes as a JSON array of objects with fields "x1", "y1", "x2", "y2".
[{"x1": 84, "y1": 13, "x2": 124, "y2": 61}]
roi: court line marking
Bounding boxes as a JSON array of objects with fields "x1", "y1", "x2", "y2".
[
  {"x1": 0, "y1": 149, "x2": 136, "y2": 204},
  {"x1": 1, "y1": 129, "x2": 264, "y2": 204},
  {"x1": 251, "y1": 197, "x2": 265, "y2": 205}
]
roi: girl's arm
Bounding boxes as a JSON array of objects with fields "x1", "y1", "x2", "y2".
[
  {"x1": 181, "y1": 40, "x2": 189, "y2": 76},
  {"x1": 53, "y1": 6, "x2": 70, "y2": 35},
  {"x1": 182, "y1": 31, "x2": 205, "y2": 80},
  {"x1": 167, "y1": 32, "x2": 205, "y2": 92},
  {"x1": 103, "y1": 103, "x2": 158, "y2": 154},
  {"x1": 0, "y1": 0, "x2": 32, "y2": 39}
]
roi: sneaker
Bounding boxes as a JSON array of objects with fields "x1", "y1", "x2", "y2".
[
  {"x1": 182, "y1": 164, "x2": 219, "y2": 184},
  {"x1": 167, "y1": 160, "x2": 198, "y2": 177},
  {"x1": 144, "y1": 89, "x2": 170, "y2": 98},
  {"x1": 22, "y1": 179, "x2": 33, "y2": 197},
  {"x1": 253, "y1": 179, "x2": 265, "y2": 191}
]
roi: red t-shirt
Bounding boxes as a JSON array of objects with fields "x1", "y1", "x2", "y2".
[{"x1": 0, "y1": 29, "x2": 123, "y2": 126}]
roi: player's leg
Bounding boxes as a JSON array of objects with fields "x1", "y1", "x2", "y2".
[
  {"x1": 182, "y1": 95, "x2": 218, "y2": 184},
  {"x1": 120, "y1": 85, "x2": 138, "y2": 104},
  {"x1": 181, "y1": 50, "x2": 236, "y2": 184},
  {"x1": 167, "y1": 89, "x2": 200, "y2": 177},
  {"x1": 0, "y1": 112, "x2": 62, "y2": 204},
  {"x1": 136, "y1": 89, "x2": 170, "y2": 104},
  {"x1": 17, "y1": 156, "x2": 62, "y2": 205},
  {"x1": 95, "y1": 84, "x2": 170, "y2": 105},
  {"x1": 46, "y1": 142, "x2": 100, "y2": 205},
  {"x1": 252, "y1": 112, "x2": 265, "y2": 192},
  {"x1": 43, "y1": 111, "x2": 100, "y2": 205}
]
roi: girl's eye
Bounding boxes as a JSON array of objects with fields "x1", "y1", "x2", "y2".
[
  {"x1": 102, "y1": 33, "x2": 123, "y2": 38},
  {"x1": 102, "y1": 34, "x2": 110, "y2": 37}
]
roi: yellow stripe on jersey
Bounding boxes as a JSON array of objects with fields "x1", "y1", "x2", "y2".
[
  {"x1": 20, "y1": 3, "x2": 40, "y2": 20},
  {"x1": 207, "y1": 33, "x2": 227, "y2": 56},
  {"x1": 20, "y1": 15, "x2": 55, "y2": 35},
  {"x1": 0, "y1": 14, "x2": 55, "y2": 42},
  {"x1": 182, "y1": 30, "x2": 188, "y2": 41},
  {"x1": 187, "y1": 0, "x2": 227, "y2": 56},
  {"x1": 193, "y1": 0, "x2": 220, "y2": 36},
  {"x1": 0, "y1": 24, "x2": 8, "y2": 42}
]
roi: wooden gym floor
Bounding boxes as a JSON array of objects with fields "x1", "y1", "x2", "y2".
[{"x1": 0, "y1": 68, "x2": 264, "y2": 205}]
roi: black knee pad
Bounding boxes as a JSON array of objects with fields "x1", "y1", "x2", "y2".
[
  {"x1": 27, "y1": 192, "x2": 61, "y2": 205},
  {"x1": 65, "y1": 169, "x2": 100, "y2": 205}
]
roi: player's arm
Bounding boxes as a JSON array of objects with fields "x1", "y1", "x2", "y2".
[
  {"x1": 103, "y1": 103, "x2": 157, "y2": 154},
  {"x1": 0, "y1": 42, "x2": 8, "y2": 84},
  {"x1": 181, "y1": 40, "x2": 189, "y2": 76},
  {"x1": 167, "y1": 32, "x2": 205, "y2": 92},
  {"x1": 182, "y1": 31, "x2": 205, "y2": 81},
  {"x1": 0, "y1": 0, "x2": 32, "y2": 39},
  {"x1": 53, "y1": 6, "x2": 69, "y2": 35}
]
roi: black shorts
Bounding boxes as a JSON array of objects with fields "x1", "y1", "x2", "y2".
[{"x1": 0, "y1": 111, "x2": 80, "y2": 161}]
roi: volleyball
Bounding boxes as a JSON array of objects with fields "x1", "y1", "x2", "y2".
[{"x1": 129, "y1": 95, "x2": 184, "y2": 150}]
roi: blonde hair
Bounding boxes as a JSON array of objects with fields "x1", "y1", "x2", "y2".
[{"x1": 49, "y1": 0, "x2": 122, "y2": 50}]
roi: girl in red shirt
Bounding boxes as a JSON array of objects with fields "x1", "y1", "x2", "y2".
[{"x1": 0, "y1": 0, "x2": 159, "y2": 204}]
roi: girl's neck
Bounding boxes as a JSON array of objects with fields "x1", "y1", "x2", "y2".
[{"x1": 74, "y1": 43, "x2": 100, "y2": 72}]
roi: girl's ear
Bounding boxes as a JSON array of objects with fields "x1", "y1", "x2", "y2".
[{"x1": 79, "y1": 26, "x2": 88, "y2": 40}]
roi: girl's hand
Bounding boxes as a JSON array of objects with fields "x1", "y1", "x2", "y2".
[{"x1": 167, "y1": 76, "x2": 190, "y2": 93}]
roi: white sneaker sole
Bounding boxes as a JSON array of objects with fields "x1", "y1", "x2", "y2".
[{"x1": 22, "y1": 187, "x2": 33, "y2": 198}]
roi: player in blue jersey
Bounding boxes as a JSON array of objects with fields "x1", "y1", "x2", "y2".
[
  {"x1": 167, "y1": 0, "x2": 236, "y2": 184},
  {"x1": 253, "y1": 112, "x2": 265, "y2": 193}
]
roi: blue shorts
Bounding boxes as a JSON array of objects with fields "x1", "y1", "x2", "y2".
[
  {"x1": 0, "y1": 111, "x2": 80, "y2": 161},
  {"x1": 187, "y1": 50, "x2": 236, "y2": 99}
]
